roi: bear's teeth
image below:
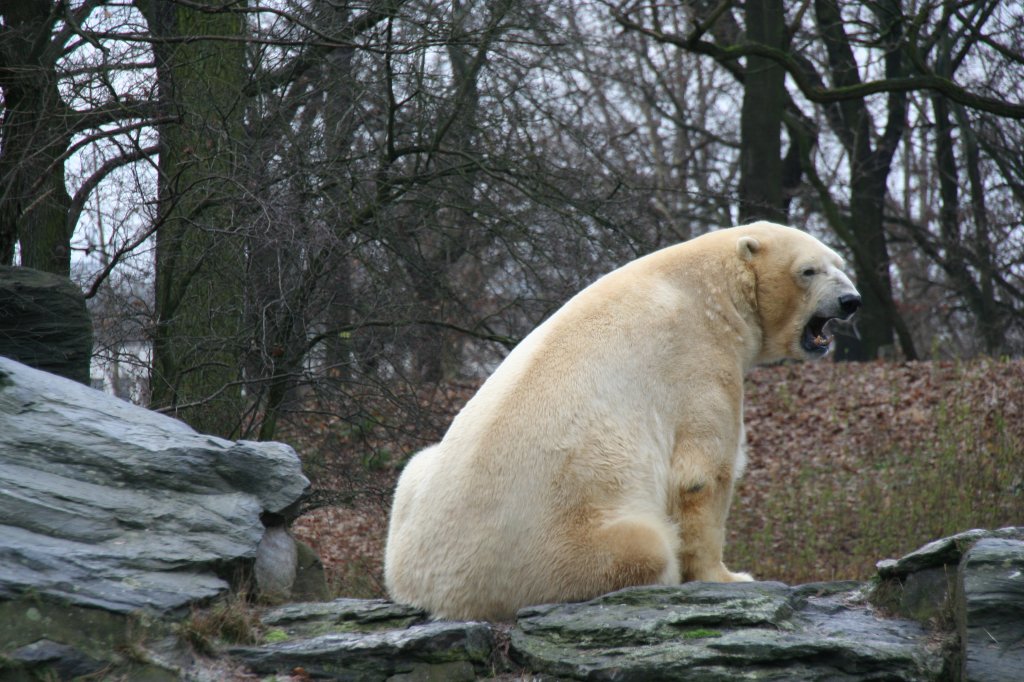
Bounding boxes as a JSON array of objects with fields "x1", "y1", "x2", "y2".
[{"x1": 814, "y1": 334, "x2": 829, "y2": 346}]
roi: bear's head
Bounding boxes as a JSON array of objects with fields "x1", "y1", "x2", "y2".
[{"x1": 736, "y1": 223, "x2": 861, "y2": 362}]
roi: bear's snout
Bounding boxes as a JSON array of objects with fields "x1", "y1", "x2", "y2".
[{"x1": 838, "y1": 293, "x2": 861, "y2": 318}]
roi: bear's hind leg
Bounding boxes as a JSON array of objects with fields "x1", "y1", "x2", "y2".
[{"x1": 558, "y1": 513, "x2": 680, "y2": 600}]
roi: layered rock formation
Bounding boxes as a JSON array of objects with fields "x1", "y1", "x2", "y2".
[
  {"x1": 229, "y1": 527, "x2": 1023, "y2": 681},
  {"x1": 0, "y1": 357, "x2": 310, "y2": 678},
  {"x1": 1, "y1": 356, "x2": 1021, "y2": 680}
]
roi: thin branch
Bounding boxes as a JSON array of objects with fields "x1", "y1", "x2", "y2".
[
  {"x1": 610, "y1": 4, "x2": 1024, "y2": 119},
  {"x1": 68, "y1": 143, "x2": 159, "y2": 242},
  {"x1": 307, "y1": 319, "x2": 519, "y2": 354},
  {"x1": 84, "y1": 211, "x2": 161, "y2": 300}
]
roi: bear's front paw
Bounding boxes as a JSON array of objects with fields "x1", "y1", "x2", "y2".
[{"x1": 694, "y1": 563, "x2": 756, "y2": 583}]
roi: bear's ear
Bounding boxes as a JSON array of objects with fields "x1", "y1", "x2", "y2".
[{"x1": 737, "y1": 236, "x2": 761, "y2": 261}]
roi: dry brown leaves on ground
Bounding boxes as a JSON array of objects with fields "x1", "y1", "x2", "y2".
[{"x1": 289, "y1": 359, "x2": 1024, "y2": 596}]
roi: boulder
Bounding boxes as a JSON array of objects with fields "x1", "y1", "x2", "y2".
[
  {"x1": 292, "y1": 539, "x2": 332, "y2": 602},
  {"x1": 872, "y1": 527, "x2": 1024, "y2": 681},
  {"x1": 0, "y1": 356, "x2": 310, "y2": 678},
  {"x1": 956, "y1": 538, "x2": 1024, "y2": 682},
  {"x1": 230, "y1": 599, "x2": 494, "y2": 681},
  {"x1": 255, "y1": 525, "x2": 299, "y2": 602},
  {"x1": 0, "y1": 266, "x2": 92, "y2": 384},
  {"x1": 872, "y1": 524, "x2": 1024, "y2": 626}
]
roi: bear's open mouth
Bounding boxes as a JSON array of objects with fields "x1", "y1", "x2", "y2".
[{"x1": 801, "y1": 316, "x2": 834, "y2": 354}]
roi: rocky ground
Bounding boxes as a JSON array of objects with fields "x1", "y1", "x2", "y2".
[
  {"x1": 3, "y1": 354, "x2": 1022, "y2": 681},
  {"x1": 229, "y1": 527, "x2": 1024, "y2": 681}
]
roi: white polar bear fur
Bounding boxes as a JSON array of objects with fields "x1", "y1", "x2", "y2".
[{"x1": 385, "y1": 222, "x2": 860, "y2": 621}]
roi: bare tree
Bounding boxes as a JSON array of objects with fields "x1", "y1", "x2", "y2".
[
  {"x1": 612, "y1": 0, "x2": 1024, "y2": 360},
  {"x1": 0, "y1": 0, "x2": 159, "y2": 274},
  {"x1": 133, "y1": 0, "x2": 250, "y2": 437},
  {"x1": 7, "y1": 0, "x2": 1022, "y2": 454}
]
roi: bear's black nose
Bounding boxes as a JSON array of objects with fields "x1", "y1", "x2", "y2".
[{"x1": 839, "y1": 294, "x2": 861, "y2": 317}]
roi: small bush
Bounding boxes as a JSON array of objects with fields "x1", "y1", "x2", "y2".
[{"x1": 179, "y1": 592, "x2": 263, "y2": 655}]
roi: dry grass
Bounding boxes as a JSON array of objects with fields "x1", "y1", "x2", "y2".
[
  {"x1": 728, "y1": 358, "x2": 1024, "y2": 583},
  {"x1": 288, "y1": 358, "x2": 1024, "y2": 597},
  {"x1": 179, "y1": 590, "x2": 264, "y2": 655}
]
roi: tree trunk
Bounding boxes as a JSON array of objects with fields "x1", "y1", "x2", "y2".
[
  {"x1": 139, "y1": 0, "x2": 247, "y2": 437},
  {"x1": 738, "y1": 0, "x2": 787, "y2": 224},
  {"x1": 960, "y1": 116, "x2": 1004, "y2": 355},
  {"x1": 0, "y1": 0, "x2": 73, "y2": 274},
  {"x1": 845, "y1": 168, "x2": 902, "y2": 357},
  {"x1": 813, "y1": 0, "x2": 916, "y2": 360}
]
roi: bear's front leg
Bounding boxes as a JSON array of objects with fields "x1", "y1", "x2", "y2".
[{"x1": 671, "y1": 448, "x2": 753, "y2": 583}]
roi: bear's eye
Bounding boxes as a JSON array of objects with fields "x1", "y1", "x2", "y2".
[{"x1": 801, "y1": 267, "x2": 818, "y2": 277}]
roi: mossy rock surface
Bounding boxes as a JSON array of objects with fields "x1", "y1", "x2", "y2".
[{"x1": 510, "y1": 581, "x2": 941, "y2": 681}]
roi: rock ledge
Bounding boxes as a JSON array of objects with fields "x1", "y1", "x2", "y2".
[{"x1": 220, "y1": 528, "x2": 1022, "y2": 681}]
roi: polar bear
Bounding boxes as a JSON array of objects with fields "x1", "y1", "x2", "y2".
[{"x1": 385, "y1": 222, "x2": 861, "y2": 621}]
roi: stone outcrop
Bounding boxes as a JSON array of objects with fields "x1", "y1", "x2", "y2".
[
  {"x1": 1, "y1": 357, "x2": 1021, "y2": 680},
  {"x1": 223, "y1": 529, "x2": 1023, "y2": 681},
  {"x1": 957, "y1": 538, "x2": 1024, "y2": 682},
  {"x1": 0, "y1": 266, "x2": 92, "y2": 384},
  {"x1": 512, "y1": 581, "x2": 941, "y2": 680},
  {"x1": 224, "y1": 582, "x2": 942, "y2": 681},
  {"x1": 0, "y1": 357, "x2": 311, "y2": 678},
  {"x1": 874, "y1": 527, "x2": 1024, "y2": 682}
]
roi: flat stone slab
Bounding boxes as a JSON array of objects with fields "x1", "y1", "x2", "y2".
[
  {"x1": 225, "y1": 583, "x2": 947, "y2": 680},
  {"x1": 261, "y1": 598, "x2": 429, "y2": 637},
  {"x1": 877, "y1": 528, "x2": 1024, "y2": 579},
  {"x1": 514, "y1": 581, "x2": 795, "y2": 648},
  {"x1": 230, "y1": 599, "x2": 493, "y2": 681},
  {"x1": 511, "y1": 582, "x2": 943, "y2": 681}
]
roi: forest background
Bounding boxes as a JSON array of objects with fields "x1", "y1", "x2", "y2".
[{"x1": 2, "y1": 0, "x2": 1022, "y2": 592}]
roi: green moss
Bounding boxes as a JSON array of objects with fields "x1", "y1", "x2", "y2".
[
  {"x1": 264, "y1": 628, "x2": 290, "y2": 644},
  {"x1": 680, "y1": 628, "x2": 722, "y2": 639},
  {"x1": 0, "y1": 598, "x2": 178, "y2": 680},
  {"x1": 0, "y1": 599, "x2": 145, "y2": 653}
]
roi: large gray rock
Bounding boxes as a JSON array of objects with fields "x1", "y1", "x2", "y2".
[
  {"x1": 872, "y1": 527, "x2": 1024, "y2": 681},
  {"x1": 0, "y1": 356, "x2": 310, "y2": 677},
  {"x1": 224, "y1": 582, "x2": 948, "y2": 681},
  {"x1": 956, "y1": 538, "x2": 1024, "y2": 682},
  {"x1": 255, "y1": 525, "x2": 299, "y2": 602},
  {"x1": 510, "y1": 581, "x2": 942, "y2": 681},
  {"x1": 877, "y1": 527, "x2": 1024, "y2": 581},
  {"x1": 0, "y1": 266, "x2": 92, "y2": 384}
]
